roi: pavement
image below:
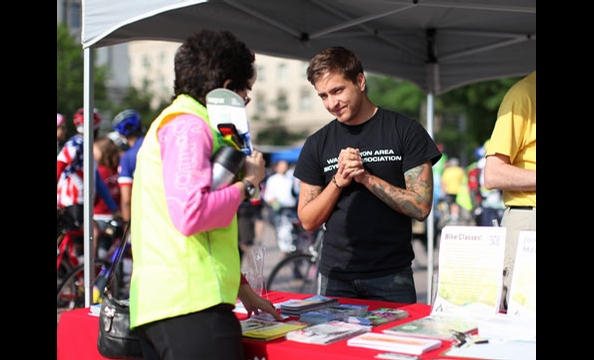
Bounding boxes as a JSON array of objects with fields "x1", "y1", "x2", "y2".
[{"x1": 241, "y1": 210, "x2": 439, "y2": 306}]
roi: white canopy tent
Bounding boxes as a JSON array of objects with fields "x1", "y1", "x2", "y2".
[{"x1": 79, "y1": 0, "x2": 536, "y2": 306}]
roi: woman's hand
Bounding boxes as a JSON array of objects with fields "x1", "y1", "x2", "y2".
[
  {"x1": 242, "y1": 150, "x2": 266, "y2": 186},
  {"x1": 237, "y1": 283, "x2": 283, "y2": 321}
]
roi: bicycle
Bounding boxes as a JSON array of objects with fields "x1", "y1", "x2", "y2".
[
  {"x1": 56, "y1": 209, "x2": 123, "y2": 289},
  {"x1": 56, "y1": 209, "x2": 85, "y2": 291},
  {"x1": 266, "y1": 223, "x2": 325, "y2": 294},
  {"x1": 57, "y1": 218, "x2": 131, "y2": 320}
]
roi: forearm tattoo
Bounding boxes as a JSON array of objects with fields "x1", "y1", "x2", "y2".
[{"x1": 371, "y1": 164, "x2": 432, "y2": 220}]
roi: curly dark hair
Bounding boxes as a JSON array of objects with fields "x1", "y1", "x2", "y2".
[{"x1": 173, "y1": 30, "x2": 256, "y2": 104}]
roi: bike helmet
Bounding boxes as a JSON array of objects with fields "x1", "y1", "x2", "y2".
[
  {"x1": 473, "y1": 145, "x2": 486, "y2": 160},
  {"x1": 73, "y1": 108, "x2": 102, "y2": 133},
  {"x1": 57, "y1": 113, "x2": 65, "y2": 127},
  {"x1": 112, "y1": 109, "x2": 141, "y2": 136}
]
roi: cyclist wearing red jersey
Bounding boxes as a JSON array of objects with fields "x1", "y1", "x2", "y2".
[
  {"x1": 111, "y1": 109, "x2": 145, "y2": 223},
  {"x1": 57, "y1": 108, "x2": 120, "y2": 260}
]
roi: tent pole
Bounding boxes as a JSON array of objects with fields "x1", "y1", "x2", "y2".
[
  {"x1": 83, "y1": 48, "x2": 96, "y2": 308},
  {"x1": 426, "y1": 93, "x2": 435, "y2": 305}
]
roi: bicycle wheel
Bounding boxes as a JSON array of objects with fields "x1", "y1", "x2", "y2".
[
  {"x1": 57, "y1": 260, "x2": 73, "y2": 292},
  {"x1": 266, "y1": 253, "x2": 319, "y2": 294},
  {"x1": 57, "y1": 258, "x2": 111, "y2": 320}
]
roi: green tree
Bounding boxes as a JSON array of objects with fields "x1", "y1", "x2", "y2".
[
  {"x1": 57, "y1": 21, "x2": 110, "y2": 135},
  {"x1": 111, "y1": 78, "x2": 170, "y2": 132},
  {"x1": 366, "y1": 73, "x2": 523, "y2": 163},
  {"x1": 367, "y1": 74, "x2": 425, "y2": 120},
  {"x1": 439, "y1": 77, "x2": 522, "y2": 157}
]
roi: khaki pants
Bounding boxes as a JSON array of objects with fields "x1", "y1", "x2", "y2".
[{"x1": 500, "y1": 206, "x2": 536, "y2": 310}]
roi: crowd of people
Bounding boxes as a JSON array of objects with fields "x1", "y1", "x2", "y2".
[
  {"x1": 432, "y1": 145, "x2": 506, "y2": 230},
  {"x1": 56, "y1": 104, "x2": 303, "y2": 269},
  {"x1": 57, "y1": 108, "x2": 121, "y2": 263},
  {"x1": 58, "y1": 28, "x2": 535, "y2": 359}
]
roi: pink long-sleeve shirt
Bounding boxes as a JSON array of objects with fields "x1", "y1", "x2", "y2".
[{"x1": 158, "y1": 113, "x2": 243, "y2": 237}]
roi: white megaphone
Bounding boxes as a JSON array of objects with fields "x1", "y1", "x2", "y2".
[{"x1": 206, "y1": 88, "x2": 253, "y2": 155}]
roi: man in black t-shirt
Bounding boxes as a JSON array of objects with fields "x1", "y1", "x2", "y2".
[{"x1": 293, "y1": 46, "x2": 442, "y2": 303}]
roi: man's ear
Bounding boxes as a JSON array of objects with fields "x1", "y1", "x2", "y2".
[
  {"x1": 223, "y1": 79, "x2": 233, "y2": 89},
  {"x1": 357, "y1": 73, "x2": 366, "y2": 92}
]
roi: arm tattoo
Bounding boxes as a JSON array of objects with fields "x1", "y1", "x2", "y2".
[
  {"x1": 371, "y1": 163, "x2": 433, "y2": 220},
  {"x1": 302, "y1": 185, "x2": 322, "y2": 207}
]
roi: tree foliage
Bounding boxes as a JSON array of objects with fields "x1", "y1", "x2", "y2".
[
  {"x1": 367, "y1": 75, "x2": 424, "y2": 120},
  {"x1": 366, "y1": 73, "x2": 523, "y2": 163},
  {"x1": 436, "y1": 77, "x2": 522, "y2": 161},
  {"x1": 58, "y1": 22, "x2": 168, "y2": 136},
  {"x1": 111, "y1": 79, "x2": 170, "y2": 133},
  {"x1": 57, "y1": 22, "x2": 109, "y2": 136}
]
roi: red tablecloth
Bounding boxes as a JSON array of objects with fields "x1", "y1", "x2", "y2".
[{"x1": 57, "y1": 291, "x2": 462, "y2": 360}]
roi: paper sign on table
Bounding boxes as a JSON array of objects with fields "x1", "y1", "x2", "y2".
[
  {"x1": 506, "y1": 231, "x2": 536, "y2": 318},
  {"x1": 432, "y1": 226, "x2": 506, "y2": 316}
]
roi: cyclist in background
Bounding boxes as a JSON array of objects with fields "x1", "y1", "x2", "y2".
[
  {"x1": 440, "y1": 157, "x2": 465, "y2": 223},
  {"x1": 93, "y1": 135, "x2": 122, "y2": 259},
  {"x1": 57, "y1": 113, "x2": 68, "y2": 154},
  {"x1": 263, "y1": 159, "x2": 298, "y2": 256},
  {"x1": 57, "y1": 108, "x2": 120, "y2": 262},
  {"x1": 111, "y1": 109, "x2": 145, "y2": 224}
]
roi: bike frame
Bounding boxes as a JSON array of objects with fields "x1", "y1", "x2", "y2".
[{"x1": 57, "y1": 228, "x2": 84, "y2": 271}]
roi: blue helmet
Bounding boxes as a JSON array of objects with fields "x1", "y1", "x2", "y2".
[
  {"x1": 473, "y1": 145, "x2": 486, "y2": 160},
  {"x1": 112, "y1": 109, "x2": 141, "y2": 136}
]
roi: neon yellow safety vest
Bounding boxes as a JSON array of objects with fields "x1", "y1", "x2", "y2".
[{"x1": 129, "y1": 94, "x2": 240, "y2": 328}]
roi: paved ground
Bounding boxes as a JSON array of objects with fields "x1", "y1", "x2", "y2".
[{"x1": 241, "y1": 212, "x2": 440, "y2": 306}]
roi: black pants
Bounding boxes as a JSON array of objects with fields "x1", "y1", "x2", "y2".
[{"x1": 136, "y1": 304, "x2": 243, "y2": 360}]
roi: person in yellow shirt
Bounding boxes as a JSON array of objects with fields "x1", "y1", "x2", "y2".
[
  {"x1": 441, "y1": 157, "x2": 465, "y2": 222},
  {"x1": 484, "y1": 71, "x2": 536, "y2": 311}
]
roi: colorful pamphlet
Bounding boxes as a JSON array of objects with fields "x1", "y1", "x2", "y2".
[
  {"x1": 280, "y1": 295, "x2": 339, "y2": 316},
  {"x1": 300, "y1": 304, "x2": 369, "y2": 324},
  {"x1": 347, "y1": 332, "x2": 442, "y2": 355},
  {"x1": 299, "y1": 309, "x2": 349, "y2": 325},
  {"x1": 240, "y1": 318, "x2": 309, "y2": 341},
  {"x1": 382, "y1": 314, "x2": 478, "y2": 341},
  {"x1": 285, "y1": 320, "x2": 371, "y2": 345},
  {"x1": 328, "y1": 303, "x2": 369, "y2": 316},
  {"x1": 348, "y1": 308, "x2": 409, "y2": 326}
]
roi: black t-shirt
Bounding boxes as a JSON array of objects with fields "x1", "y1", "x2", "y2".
[{"x1": 293, "y1": 108, "x2": 442, "y2": 280}]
